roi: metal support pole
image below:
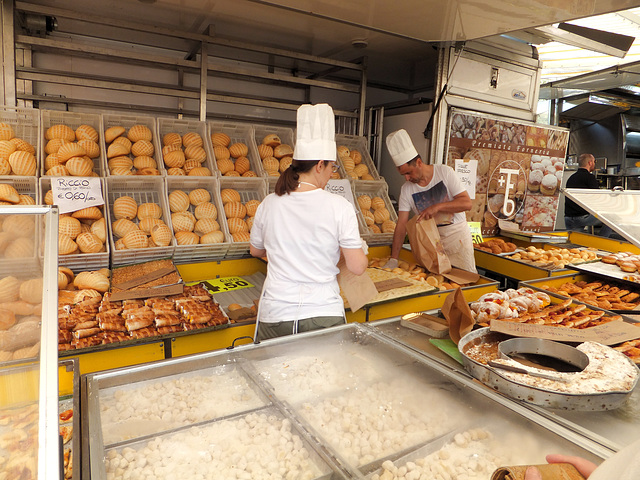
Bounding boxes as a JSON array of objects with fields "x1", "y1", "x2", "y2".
[
  {"x1": 1, "y1": 0, "x2": 16, "y2": 106},
  {"x1": 358, "y1": 56, "x2": 368, "y2": 137},
  {"x1": 199, "y1": 40, "x2": 208, "y2": 122}
]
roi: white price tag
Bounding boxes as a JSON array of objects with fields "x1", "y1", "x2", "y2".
[
  {"x1": 455, "y1": 159, "x2": 477, "y2": 200},
  {"x1": 52, "y1": 177, "x2": 104, "y2": 214},
  {"x1": 325, "y1": 179, "x2": 356, "y2": 208}
]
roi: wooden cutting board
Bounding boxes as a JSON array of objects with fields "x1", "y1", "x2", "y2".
[{"x1": 401, "y1": 313, "x2": 450, "y2": 338}]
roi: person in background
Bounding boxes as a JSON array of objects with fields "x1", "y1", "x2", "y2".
[
  {"x1": 564, "y1": 153, "x2": 612, "y2": 237},
  {"x1": 524, "y1": 438, "x2": 640, "y2": 480},
  {"x1": 250, "y1": 103, "x2": 368, "y2": 342},
  {"x1": 383, "y1": 129, "x2": 477, "y2": 273}
]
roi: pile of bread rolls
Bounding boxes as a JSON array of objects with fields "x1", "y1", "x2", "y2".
[
  {"x1": 368, "y1": 257, "x2": 462, "y2": 290},
  {"x1": 0, "y1": 184, "x2": 35, "y2": 206},
  {"x1": 337, "y1": 145, "x2": 374, "y2": 180},
  {"x1": 0, "y1": 213, "x2": 37, "y2": 259},
  {"x1": 104, "y1": 124, "x2": 159, "y2": 176},
  {"x1": 257, "y1": 134, "x2": 293, "y2": 177},
  {"x1": 111, "y1": 196, "x2": 172, "y2": 250},
  {"x1": 357, "y1": 194, "x2": 396, "y2": 235},
  {"x1": 43, "y1": 189, "x2": 107, "y2": 256},
  {"x1": 0, "y1": 122, "x2": 37, "y2": 176},
  {"x1": 509, "y1": 246, "x2": 598, "y2": 269},
  {"x1": 161, "y1": 132, "x2": 212, "y2": 176},
  {"x1": 168, "y1": 188, "x2": 225, "y2": 245},
  {"x1": 211, "y1": 132, "x2": 257, "y2": 177},
  {"x1": 220, "y1": 188, "x2": 260, "y2": 242},
  {"x1": 44, "y1": 124, "x2": 99, "y2": 177},
  {"x1": 58, "y1": 266, "x2": 110, "y2": 302}
]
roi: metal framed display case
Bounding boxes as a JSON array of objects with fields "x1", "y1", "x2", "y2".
[
  {"x1": 83, "y1": 323, "x2": 609, "y2": 480},
  {"x1": 0, "y1": 205, "x2": 59, "y2": 479}
]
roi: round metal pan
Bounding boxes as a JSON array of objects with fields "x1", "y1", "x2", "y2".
[{"x1": 458, "y1": 328, "x2": 638, "y2": 411}]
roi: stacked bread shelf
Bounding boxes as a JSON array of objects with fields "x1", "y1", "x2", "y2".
[
  {"x1": 166, "y1": 176, "x2": 230, "y2": 263},
  {"x1": 335, "y1": 134, "x2": 381, "y2": 182},
  {"x1": 353, "y1": 180, "x2": 398, "y2": 245},
  {"x1": 156, "y1": 117, "x2": 215, "y2": 177},
  {"x1": 40, "y1": 110, "x2": 105, "y2": 177},
  {"x1": 0, "y1": 106, "x2": 40, "y2": 180},
  {"x1": 102, "y1": 113, "x2": 165, "y2": 177},
  {"x1": 106, "y1": 176, "x2": 176, "y2": 266},
  {"x1": 218, "y1": 176, "x2": 268, "y2": 258},
  {"x1": 208, "y1": 121, "x2": 265, "y2": 178},
  {"x1": 40, "y1": 176, "x2": 111, "y2": 271}
]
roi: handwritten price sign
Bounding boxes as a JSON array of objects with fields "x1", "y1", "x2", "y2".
[
  {"x1": 52, "y1": 177, "x2": 104, "y2": 214},
  {"x1": 468, "y1": 221, "x2": 483, "y2": 244},
  {"x1": 204, "y1": 277, "x2": 254, "y2": 294}
]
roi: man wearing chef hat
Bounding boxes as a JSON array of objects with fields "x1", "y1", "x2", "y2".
[
  {"x1": 383, "y1": 129, "x2": 477, "y2": 273},
  {"x1": 250, "y1": 103, "x2": 368, "y2": 342}
]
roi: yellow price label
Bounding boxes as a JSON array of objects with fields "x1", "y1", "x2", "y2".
[
  {"x1": 197, "y1": 276, "x2": 254, "y2": 294},
  {"x1": 468, "y1": 222, "x2": 483, "y2": 244}
]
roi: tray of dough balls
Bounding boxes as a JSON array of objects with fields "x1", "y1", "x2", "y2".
[
  {"x1": 106, "y1": 177, "x2": 177, "y2": 266},
  {"x1": 253, "y1": 124, "x2": 295, "y2": 179},
  {"x1": 102, "y1": 113, "x2": 164, "y2": 176},
  {"x1": 570, "y1": 250, "x2": 640, "y2": 286},
  {"x1": 218, "y1": 177, "x2": 267, "y2": 258},
  {"x1": 242, "y1": 332, "x2": 473, "y2": 474},
  {"x1": 0, "y1": 106, "x2": 40, "y2": 178},
  {"x1": 40, "y1": 177, "x2": 111, "y2": 271},
  {"x1": 41, "y1": 110, "x2": 104, "y2": 177},
  {"x1": 166, "y1": 177, "x2": 230, "y2": 262},
  {"x1": 336, "y1": 134, "x2": 380, "y2": 182},
  {"x1": 353, "y1": 180, "x2": 397, "y2": 244},
  {"x1": 502, "y1": 245, "x2": 599, "y2": 271},
  {"x1": 209, "y1": 121, "x2": 265, "y2": 178},
  {"x1": 157, "y1": 117, "x2": 215, "y2": 177}
]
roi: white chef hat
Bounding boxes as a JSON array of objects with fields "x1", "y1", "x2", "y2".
[
  {"x1": 386, "y1": 129, "x2": 419, "y2": 167},
  {"x1": 293, "y1": 103, "x2": 336, "y2": 162}
]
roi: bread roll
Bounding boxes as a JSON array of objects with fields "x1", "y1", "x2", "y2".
[
  {"x1": 75, "y1": 124, "x2": 99, "y2": 142},
  {"x1": 127, "y1": 125, "x2": 152, "y2": 143}
]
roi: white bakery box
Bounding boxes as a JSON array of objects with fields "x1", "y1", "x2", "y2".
[{"x1": 82, "y1": 323, "x2": 608, "y2": 479}]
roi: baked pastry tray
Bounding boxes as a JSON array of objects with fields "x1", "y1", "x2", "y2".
[{"x1": 570, "y1": 261, "x2": 640, "y2": 288}]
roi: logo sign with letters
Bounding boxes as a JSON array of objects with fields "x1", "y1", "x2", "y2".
[{"x1": 52, "y1": 177, "x2": 104, "y2": 214}]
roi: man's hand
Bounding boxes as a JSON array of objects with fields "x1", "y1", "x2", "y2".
[
  {"x1": 417, "y1": 204, "x2": 439, "y2": 222},
  {"x1": 382, "y1": 258, "x2": 398, "y2": 269},
  {"x1": 524, "y1": 466, "x2": 542, "y2": 480},
  {"x1": 546, "y1": 454, "x2": 597, "y2": 478}
]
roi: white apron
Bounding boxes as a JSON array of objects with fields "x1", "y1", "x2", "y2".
[
  {"x1": 438, "y1": 221, "x2": 477, "y2": 273},
  {"x1": 254, "y1": 272, "x2": 345, "y2": 337}
]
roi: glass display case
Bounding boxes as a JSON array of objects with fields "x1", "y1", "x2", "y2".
[
  {"x1": 84, "y1": 324, "x2": 609, "y2": 480},
  {"x1": 0, "y1": 205, "x2": 58, "y2": 479}
]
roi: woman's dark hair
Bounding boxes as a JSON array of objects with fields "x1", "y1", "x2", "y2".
[{"x1": 275, "y1": 159, "x2": 322, "y2": 195}]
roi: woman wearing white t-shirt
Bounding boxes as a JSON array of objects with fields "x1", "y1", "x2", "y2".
[{"x1": 250, "y1": 104, "x2": 368, "y2": 342}]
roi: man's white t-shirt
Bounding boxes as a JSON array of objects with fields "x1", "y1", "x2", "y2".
[
  {"x1": 398, "y1": 164, "x2": 466, "y2": 224},
  {"x1": 250, "y1": 189, "x2": 362, "y2": 322}
]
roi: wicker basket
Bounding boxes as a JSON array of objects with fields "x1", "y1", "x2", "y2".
[
  {"x1": 40, "y1": 177, "x2": 111, "y2": 271},
  {"x1": 218, "y1": 177, "x2": 268, "y2": 258},
  {"x1": 102, "y1": 113, "x2": 165, "y2": 177},
  {"x1": 156, "y1": 117, "x2": 215, "y2": 177},
  {"x1": 40, "y1": 110, "x2": 105, "y2": 177},
  {"x1": 208, "y1": 121, "x2": 265, "y2": 178},
  {"x1": 166, "y1": 177, "x2": 230, "y2": 263},
  {"x1": 336, "y1": 134, "x2": 380, "y2": 182},
  {"x1": 352, "y1": 180, "x2": 397, "y2": 245},
  {"x1": 106, "y1": 177, "x2": 176, "y2": 266},
  {"x1": 0, "y1": 106, "x2": 40, "y2": 180}
]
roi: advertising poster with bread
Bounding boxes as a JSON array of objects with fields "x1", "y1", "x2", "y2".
[{"x1": 446, "y1": 109, "x2": 569, "y2": 235}]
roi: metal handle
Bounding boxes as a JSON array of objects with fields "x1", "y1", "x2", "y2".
[{"x1": 227, "y1": 335, "x2": 257, "y2": 350}]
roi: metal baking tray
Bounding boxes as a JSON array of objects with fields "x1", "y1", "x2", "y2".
[{"x1": 459, "y1": 327, "x2": 638, "y2": 411}]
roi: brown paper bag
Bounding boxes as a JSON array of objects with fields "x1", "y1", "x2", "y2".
[
  {"x1": 337, "y1": 258, "x2": 378, "y2": 313},
  {"x1": 405, "y1": 216, "x2": 452, "y2": 274},
  {"x1": 491, "y1": 463, "x2": 586, "y2": 480},
  {"x1": 440, "y1": 287, "x2": 474, "y2": 344}
]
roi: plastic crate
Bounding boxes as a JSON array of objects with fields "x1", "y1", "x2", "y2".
[
  {"x1": 102, "y1": 113, "x2": 165, "y2": 177},
  {"x1": 40, "y1": 177, "x2": 111, "y2": 271},
  {"x1": 0, "y1": 106, "x2": 40, "y2": 180},
  {"x1": 156, "y1": 117, "x2": 215, "y2": 177},
  {"x1": 352, "y1": 180, "x2": 397, "y2": 245},
  {"x1": 252, "y1": 124, "x2": 297, "y2": 179},
  {"x1": 1, "y1": 176, "x2": 39, "y2": 204},
  {"x1": 218, "y1": 177, "x2": 268, "y2": 258},
  {"x1": 40, "y1": 110, "x2": 105, "y2": 177},
  {"x1": 106, "y1": 177, "x2": 176, "y2": 266},
  {"x1": 166, "y1": 177, "x2": 230, "y2": 263},
  {"x1": 335, "y1": 134, "x2": 380, "y2": 182},
  {"x1": 208, "y1": 121, "x2": 265, "y2": 178}
]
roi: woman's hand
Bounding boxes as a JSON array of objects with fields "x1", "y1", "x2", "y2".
[{"x1": 546, "y1": 454, "x2": 598, "y2": 478}]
